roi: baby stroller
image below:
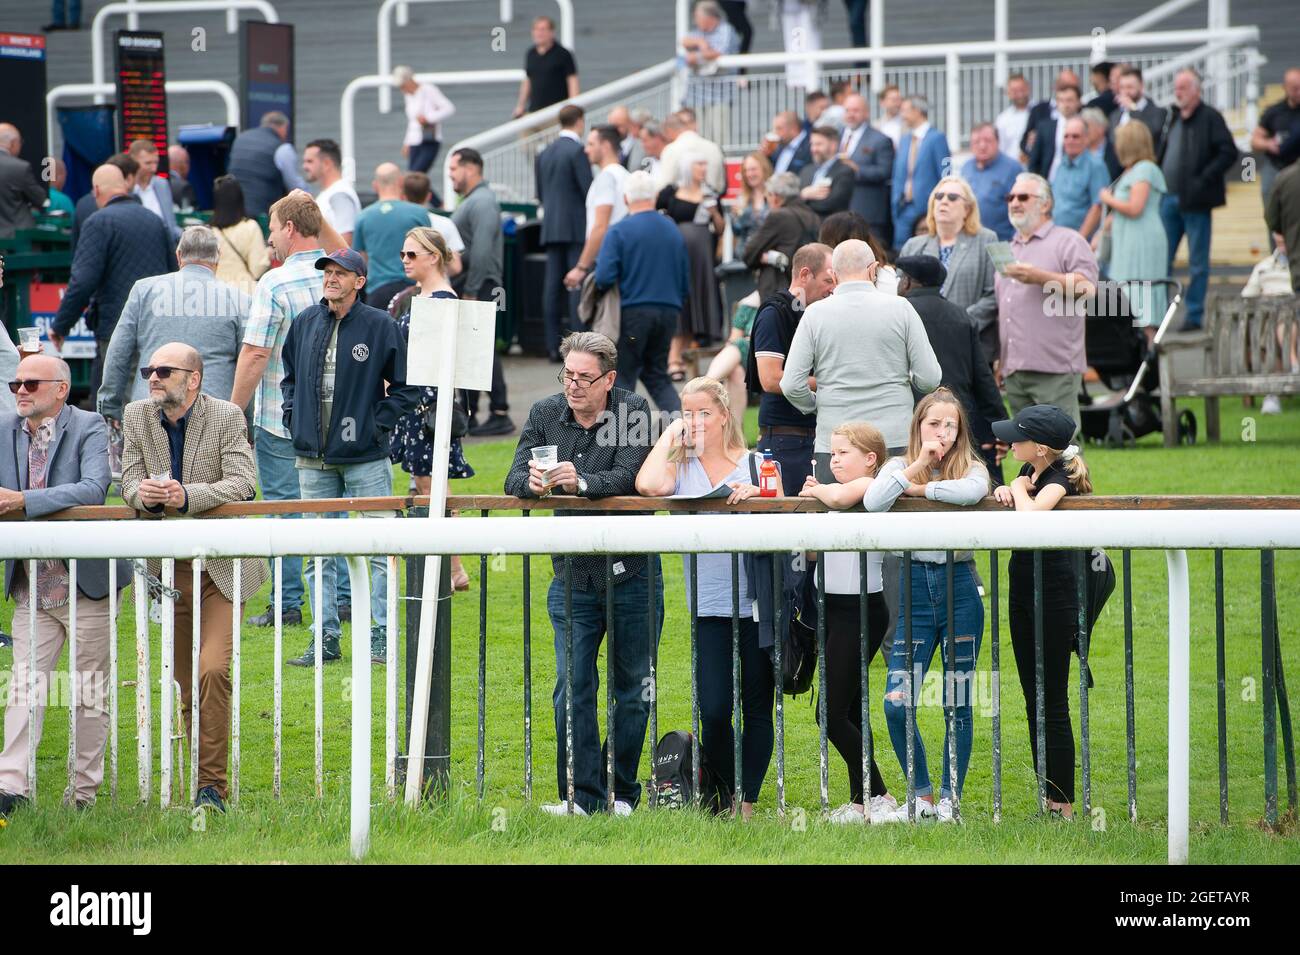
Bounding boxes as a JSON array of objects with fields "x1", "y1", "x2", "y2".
[{"x1": 1080, "y1": 278, "x2": 1194, "y2": 448}]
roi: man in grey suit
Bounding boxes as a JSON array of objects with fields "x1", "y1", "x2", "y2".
[
  {"x1": 837, "y1": 94, "x2": 895, "y2": 247},
  {"x1": 0, "y1": 125, "x2": 46, "y2": 239},
  {"x1": 0, "y1": 354, "x2": 124, "y2": 818},
  {"x1": 98, "y1": 225, "x2": 249, "y2": 424},
  {"x1": 129, "y1": 139, "x2": 182, "y2": 243},
  {"x1": 536, "y1": 104, "x2": 593, "y2": 361}
]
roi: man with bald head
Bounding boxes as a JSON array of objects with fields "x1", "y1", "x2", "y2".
[
  {"x1": 767, "y1": 110, "x2": 811, "y2": 176},
  {"x1": 120, "y1": 342, "x2": 266, "y2": 814},
  {"x1": 0, "y1": 123, "x2": 45, "y2": 239},
  {"x1": 51, "y1": 163, "x2": 173, "y2": 402},
  {"x1": 167, "y1": 144, "x2": 197, "y2": 211},
  {"x1": 352, "y1": 161, "x2": 453, "y2": 307},
  {"x1": 836, "y1": 92, "x2": 895, "y2": 246},
  {"x1": 0, "y1": 354, "x2": 123, "y2": 818}
]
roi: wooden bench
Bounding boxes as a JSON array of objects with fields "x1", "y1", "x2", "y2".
[{"x1": 1157, "y1": 293, "x2": 1300, "y2": 446}]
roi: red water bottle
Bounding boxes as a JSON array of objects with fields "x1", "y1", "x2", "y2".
[{"x1": 758, "y1": 452, "x2": 779, "y2": 498}]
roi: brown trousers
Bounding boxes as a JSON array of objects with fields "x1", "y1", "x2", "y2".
[{"x1": 172, "y1": 565, "x2": 240, "y2": 798}]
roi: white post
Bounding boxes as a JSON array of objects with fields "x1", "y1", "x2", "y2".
[
  {"x1": 273, "y1": 557, "x2": 282, "y2": 798},
  {"x1": 946, "y1": 51, "x2": 962, "y2": 147},
  {"x1": 386, "y1": 557, "x2": 399, "y2": 801},
  {"x1": 378, "y1": 0, "x2": 396, "y2": 113},
  {"x1": 1166, "y1": 549, "x2": 1190, "y2": 865},
  {"x1": 869, "y1": 1, "x2": 885, "y2": 93},
  {"x1": 231, "y1": 559, "x2": 241, "y2": 806},
  {"x1": 227, "y1": 7, "x2": 238, "y2": 32},
  {"x1": 1207, "y1": 0, "x2": 1230, "y2": 109},
  {"x1": 159, "y1": 560, "x2": 174, "y2": 809},
  {"x1": 348, "y1": 555, "x2": 372, "y2": 860},
  {"x1": 67, "y1": 560, "x2": 78, "y2": 799},
  {"x1": 190, "y1": 560, "x2": 202, "y2": 804},
  {"x1": 994, "y1": 0, "x2": 1009, "y2": 90},
  {"x1": 109, "y1": 559, "x2": 118, "y2": 802},
  {"x1": 397, "y1": 2, "x2": 409, "y2": 28},
  {"x1": 126, "y1": 0, "x2": 139, "y2": 30},
  {"x1": 404, "y1": 303, "x2": 461, "y2": 806},
  {"x1": 134, "y1": 566, "x2": 150, "y2": 803},
  {"x1": 500, "y1": 0, "x2": 512, "y2": 23}
]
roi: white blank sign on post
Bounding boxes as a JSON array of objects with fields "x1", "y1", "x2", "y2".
[{"x1": 406, "y1": 296, "x2": 497, "y2": 392}]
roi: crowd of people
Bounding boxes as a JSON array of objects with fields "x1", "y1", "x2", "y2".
[{"x1": 1, "y1": 4, "x2": 1298, "y2": 824}]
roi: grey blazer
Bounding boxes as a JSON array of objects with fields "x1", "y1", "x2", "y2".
[
  {"x1": 97, "y1": 264, "x2": 250, "y2": 420},
  {"x1": 844, "y1": 125, "x2": 895, "y2": 227},
  {"x1": 1, "y1": 404, "x2": 127, "y2": 600},
  {"x1": 900, "y1": 226, "x2": 1000, "y2": 364}
]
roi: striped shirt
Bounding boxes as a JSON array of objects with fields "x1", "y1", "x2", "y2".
[{"x1": 243, "y1": 248, "x2": 325, "y2": 438}]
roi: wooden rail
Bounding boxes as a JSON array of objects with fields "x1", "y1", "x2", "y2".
[{"x1": 4, "y1": 494, "x2": 1300, "y2": 521}]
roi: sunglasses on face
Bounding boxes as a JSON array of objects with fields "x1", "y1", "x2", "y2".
[
  {"x1": 934, "y1": 192, "x2": 966, "y2": 203},
  {"x1": 399, "y1": 250, "x2": 429, "y2": 260},
  {"x1": 1004, "y1": 192, "x2": 1040, "y2": 204},
  {"x1": 7, "y1": 379, "x2": 60, "y2": 394},
  {"x1": 139, "y1": 366, "x2": 194, "y2": 381}
]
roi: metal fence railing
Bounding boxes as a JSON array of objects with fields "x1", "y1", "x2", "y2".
[{"x1": 2, "y1": 495, "x2": 1296, "y2": 863}]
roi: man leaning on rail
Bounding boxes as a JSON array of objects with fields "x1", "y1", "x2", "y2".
[
  {"x1": 120, "y1": 342, "x2": 268, "y2": 814},
  {"x1": 504, "y1": 331, "x2": 664, "y2": 817},
  {"x1": 0, "y1": 354, "x2": 128, "y2": 819}
]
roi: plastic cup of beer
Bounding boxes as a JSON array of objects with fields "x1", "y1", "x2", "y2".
[
  {"x1": 18, "y1": 327, "x2": 42, "y2": 354},
  {"x1": 531, "y1": 446, "x2": 559, "y2": 494}
]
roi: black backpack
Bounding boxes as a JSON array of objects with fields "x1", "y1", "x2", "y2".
[
  {"x1": 1074, "y1": 548, "x2": 1117, "y2": 688},
  {"x1": 646, "y1": 731, "x2": 730, "y2": 813}
]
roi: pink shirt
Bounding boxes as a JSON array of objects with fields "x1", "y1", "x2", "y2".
[{"x1": 995, "y1": 219, "x2": 1099, "y2": 375}]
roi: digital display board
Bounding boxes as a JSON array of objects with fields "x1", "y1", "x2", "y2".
[
  {"x1": 0, "y1": 32, "x2": 50, "y2": 184},
  {"x1": 114, "y1": 30, "x2": 168, "y2": 177},
  {"x1": 241, "y1": 21, "x2": 294, "y2": 130}
]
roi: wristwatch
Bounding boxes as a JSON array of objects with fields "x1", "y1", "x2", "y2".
[{"x1": 576, "y1": 476, "x2": 589, "y2": 496}]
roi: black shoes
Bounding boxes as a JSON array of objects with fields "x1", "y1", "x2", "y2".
[
  {"x1": 0, "y1": 630, "x2": 11, "y2": 649},
  {"x1": 0, "y1": 790, "x2": 29, "y2": 819},
  {"x1": 195, "y1": 786, "x2": 226, "y2": 813},
  {"x1": 469, "y1": 413, "x2": 516, "y2": 437},
  {"x1": 247, "y1": 606, "x2": 302, "y2": 628},
  {"x1": 287, "y1": 634, "x2": 342, "y2": 667}
]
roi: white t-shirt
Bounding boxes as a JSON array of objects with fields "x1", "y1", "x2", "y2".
[
  {"x1": 316, "y1": 179, "x2": 361, "y2": 236},
  {"x1": 586, "y1": 164, "x2": 629, "y2": 238},
  {"x1": 428, "y1": 212, "x2": 466, "y2": 254},
  {"x1": 996, "y1": 105, "x2": 1030, "y2": 159},
  {"x1": 822, "y1": 513, "x2": 885, "y2": 596}
]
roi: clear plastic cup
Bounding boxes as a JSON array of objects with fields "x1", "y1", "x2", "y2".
[{"x1": 18, "y1": 327, "x2": 42, "y2": 354}]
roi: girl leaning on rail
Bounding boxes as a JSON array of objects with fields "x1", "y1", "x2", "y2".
[
  {"x1": 864, "y1": 388, "x2": 990, "y2": 822},
  {"x1": 992, "y1": 404, "x2": 1093, "y2": 820},
  {"x1": 799, "y1": 421, "x2": 900, "y2": 824},
  {"x1": 636, "y1": 377, "x2": 779, "y2": 820}
]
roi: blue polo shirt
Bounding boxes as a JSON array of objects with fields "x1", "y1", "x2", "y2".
[
  {"x1": 352, "y1": 199, "x2": 434, "y2": 287},
  {"x1": 961, "y1": 153, "x2": 1022, "y2": 241},
  {"x1": 1050, "y1": 151, "x2": 1109, "y2": 233}
]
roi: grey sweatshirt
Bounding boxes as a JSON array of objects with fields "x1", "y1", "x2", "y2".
[
  {"x1": 863, "y1": 455, "x2": 990, "y2": 563},
  {"x1": 780, "y1": 279, "x2": 942, "y2": 451}
]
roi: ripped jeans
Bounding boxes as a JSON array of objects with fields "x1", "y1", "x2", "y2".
[{"x1": 883, "y1": 559, "x2": 984, "y2": 800}]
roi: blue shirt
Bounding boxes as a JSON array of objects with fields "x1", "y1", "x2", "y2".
[
  {"x1": 1050, "y1": 151, "x2": 1109, "y2": 233},
  {"x1": 149, "y1": 401, "x2": 193, "y2": 513},
  {"x1": 594, "y1": 210, "x2": 690, "y2": 310},
  {"x1": 961, "y1": 153, "x2": 1022, "y2": 241}
]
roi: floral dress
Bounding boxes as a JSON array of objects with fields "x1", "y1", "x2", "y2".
[{"x1": 387, "y1": 287, "x2": 475, "y2": 480}]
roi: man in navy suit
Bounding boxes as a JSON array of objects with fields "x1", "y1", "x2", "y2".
[
  {"x1": 767, "y1": 110, "x2": 811, "y2": 176},
  {"x1": 837, "y1": 93, "x2": 895, "y2": 247},
  {"x1": 536, "y1": 105, "x2": 593, "y2": 361},
  {"x1": 1026, "y1": 84, "x2": 1083, "y2": 180},
  {"x1": 128, "y1": 139, "x2": 182, "y2": 243},
  {"x1": 891, "y1": 95, "x2": 950, "y2": 249},
  {"x1": 0, "y1": 354, "x2": 124, "y2": 818}
]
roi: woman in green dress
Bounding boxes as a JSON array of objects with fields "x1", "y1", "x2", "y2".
[{"x1": 1098, "y1": 121, "x2": 1169, "y2": 348}]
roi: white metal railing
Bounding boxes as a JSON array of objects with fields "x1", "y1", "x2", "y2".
[
  {"x1": 375, "y1": 0, "x2": 574, "y2": 115},
  {"x1": 90, "y1": 1, "x2": 279, "y2": 105},
  {"x1": 46, "y1": 81, "x2": 241, "y2": 162},
  {"x1": 5, "y1": 510, "x2": 1300, "y2": 862}
]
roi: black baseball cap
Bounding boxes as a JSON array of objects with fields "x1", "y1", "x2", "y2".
[
  {"x1": 894, "y1": 254, "x2": 947, "y2": 288},
  {"x1": 991, "y1": 405, "x2": 1076, "y2": 449},
  {"x1": 315, "y1": 248, "x2": 367, "y2": 278}
]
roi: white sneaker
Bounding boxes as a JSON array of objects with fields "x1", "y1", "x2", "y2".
[
  {"x1": 1261, "y1": 395, "x2": 1283, "y2": 415},
  {"x1": 887, "y1": 798, "x2": 937, "y2": 822},
  {"x1": 827, "y1": 802, "x2": 867, "y2": 825},
  {"x1": 612, "y1": 799, "x2": 633, "y2": 817},
  {"x1": 936, "y1": 797, "x2": 957, "y2": 823},
  {"x1": 540, "y1": 801, "x2": 589, "y2": 817},
  {"x1": 868, "y1": 793, "x2": 899, "y2": 824}
]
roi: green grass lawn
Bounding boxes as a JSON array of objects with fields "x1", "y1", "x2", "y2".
[{"x1": 1, "y1": 397, "x2": 1298, "y2": 863}]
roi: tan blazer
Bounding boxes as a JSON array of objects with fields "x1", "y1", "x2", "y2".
[{"x1": 120, "y1": 393, "x2": 269, "y2": 604}]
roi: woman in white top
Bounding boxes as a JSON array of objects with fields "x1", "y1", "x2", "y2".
[
  {"x1": 864, "y1": 388, "x2": 989, "y2": 822},
  {"x1": 636, "y1": 377, "x2": 780, "y2": 818},
  {"x1": 799, "y1": 421, "x2": 896, "y2": 824},
  {"x1": 210, "y1": 175, "x2": 270, "y2": 298}
]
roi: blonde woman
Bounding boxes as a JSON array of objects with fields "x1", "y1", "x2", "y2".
[
  {"x1": 729, "y1": 151, "x2": 773, "y2": 259},
  {"x1": 388, "y1": 226, "x2": 474, "y2": 591},
  {"x1": 210, "y1": 175, "x2": 270, "y2": 296},
  {"x1": 636, "y1": 377, "x2": 779, "y2": 818},
  {"x1": 1099, "y1": 121, "x2": 1169, "y2": 348}
]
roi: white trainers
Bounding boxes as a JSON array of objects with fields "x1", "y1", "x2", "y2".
[
  {"x1": 868, "y1": 793, "x2": 899, "y2": 824},
  {"x1": 828, "y1": 802, "x2": 867, "y2": 825},
  {"x1": 540, "y1": 801, "x2": 589, "y2": 817},
  {"x1": 935, "y1": 797, "x2": 957, "y2": 823},
  {"x1": 886, "y1": 798, "x2": 937, "y2": 822},
  {"x1": 1261, "y1": 395, "x2": 1283, "y2": 415},
  {"x1": 612, "y1": 799, "x2": 633, "y2": 817}
]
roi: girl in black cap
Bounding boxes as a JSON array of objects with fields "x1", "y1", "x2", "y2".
[{"x1": 992, "y1": 404, "x2": 1092, "y2": 819}]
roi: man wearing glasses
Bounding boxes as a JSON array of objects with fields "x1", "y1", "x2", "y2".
[
  {"x1": 0, "y1": 355, "x2": 124, "y2": 818},
  {"x1": 120, "y1": 342, "x2": 267, "y2": 814},
  {"x1": 995, "y1": 173, "x2": 1099, "y2": 432},
  {"x1": 504, "y1": 331, "x2": 663, "y2": 817}
]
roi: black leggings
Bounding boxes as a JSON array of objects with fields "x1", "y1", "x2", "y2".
[
  {"x1": 695, "y1": 616, "x2": 774, "y2": 804},
  {"x1": 1008, "y1": 552, "x2": 1078, "y2": 804},
  {"x1": 824, "y1": 592, "x2": 890, "y2": 804}
]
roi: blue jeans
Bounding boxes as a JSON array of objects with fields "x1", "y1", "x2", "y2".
[
  {"x1": 1160, "y1": 193, "x2": 1212, "y2": 330},
  {"x1": 547, "y1": 560, "x2": 664, "y2": 814},
  {"x1": 254, "y1": 428, "x2": 306, "y2": 612},
  {"x1": 883, "y1": 560, "x2": 984, "y2": 799},
  {"x1": 296, "y1": 458, "x2": 394, "y2": 638},
  {"x1": 51, "y1": 0, "x2": 81, "y2": 24}
]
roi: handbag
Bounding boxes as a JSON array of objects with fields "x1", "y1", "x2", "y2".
[{"x1": 422, "y1": 391, "x2": 469, "y2": 441}]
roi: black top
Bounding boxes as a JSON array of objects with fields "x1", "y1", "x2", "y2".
[
  {"x1": 504, "y1": 388, "x2": 654, "y2": 591},
  {"x1": 1259, "y1": 98, "x2": 1300, "y2": 170},
  {"x1": 1017, "y1": 458, "x2": 1077, "y2": 500},
  {"x1": 526, "y1": 43, "x2": 577, "y2": 113},
  {"x1": 656, "y1": 185, "x2": 702, "y2": 223},
  {"x1": 1014, "y1": 458, "x2": 1079, "y2": 568},
  {"x1": 905, "y1": 286, "x2": 1007, "y2": 431},
  {"x1": 749, "y1": 290, "x2": 817, "y2": 430}
]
